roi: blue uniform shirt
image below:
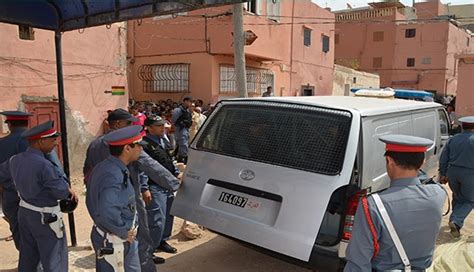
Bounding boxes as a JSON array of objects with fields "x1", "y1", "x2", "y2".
[
  {"x1": 84, "y1": 134, "x2": 180, "y2": 191},
  {"x1": 439, "y1": 131, "x2": 474, "y2": 176},
  {"x1": 0, "y1": 127, "x2": 28, "y2": 191},
  {"x1": 86, "y1": 156, "x2": 136, "y2": 239},
  {"x1": 8, "y1": 147, "x2": 69, "y2": 207},
  {"x1": 344, "y1": 177, "x2": 446, "y2": 271}
]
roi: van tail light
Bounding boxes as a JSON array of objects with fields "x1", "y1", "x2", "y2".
[{"x1": 342, "y1": 190, "x2": 366, "y2": 241}]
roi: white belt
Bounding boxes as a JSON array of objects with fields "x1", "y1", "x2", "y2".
[
  {"x1": 94, "y1": 225, "x2": 127, "y2": 244},
  {"x1": 19, "y1": 199, "x2": 60, "y2": 214},
  {"x1": 372, "y1": 194, "x2": 412, "y2": 272}
]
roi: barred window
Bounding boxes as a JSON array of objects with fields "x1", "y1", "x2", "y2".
[
  {"x1": 138, "y1": 63, "x2": 189, "y2": 93},
  {"x1": 196, "y1": 101, "x2": 352, "y2": 175},
  {"x1": 220, "y1": 65, "x2": 274, "y2": 95}
]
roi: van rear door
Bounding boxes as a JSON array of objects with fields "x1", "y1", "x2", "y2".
[{"x1": 172, "y1": 100, "x2": 360, "y2": 261}]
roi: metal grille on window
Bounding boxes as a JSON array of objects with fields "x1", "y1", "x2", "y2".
[
  {"x1": 196, "y1": 101, "x2": 352, "y2": 175},
  {"x1": 138, "y1": 64, "x2": 189, "y2": 93},
  {"x1": 220, "y1": 65, "x2": 274, "y2": 95}
]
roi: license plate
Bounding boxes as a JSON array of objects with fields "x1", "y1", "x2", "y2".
[{"x1": 218, "y1": 192, "x2": 248, "y2": 208}]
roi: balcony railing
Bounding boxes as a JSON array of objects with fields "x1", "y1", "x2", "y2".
[{"x1": 336, "y1": 7, "x2": 405, "y2": 22}]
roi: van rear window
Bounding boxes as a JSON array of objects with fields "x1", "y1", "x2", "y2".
[{"x1": 195, "y1": 101, "x2": 352, "y2": 175}]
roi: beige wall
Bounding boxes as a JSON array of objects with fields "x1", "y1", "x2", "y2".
[
  {"x1": 0, "y1": 23, "x2": 127, "y2": 173},
  {"x1": 456, "y1": 54, "x2": 474, "y2": 117},
  {"x1": 333, "y1": 65, "x2": 380, "y2": 96}
]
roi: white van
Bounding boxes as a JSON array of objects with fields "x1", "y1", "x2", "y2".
[{"x1": 171, "y1": 96, "x2": 450, "y2": 271}]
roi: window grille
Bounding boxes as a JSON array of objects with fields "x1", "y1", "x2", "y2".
[
  {"x1": 219, "y1": 65, "x2": 274, "y2": 95},
  {"x1": 138, "y1": 64, "x2": 189, "y2": 93},
  {"x1": 196, "y1": 101, "x2": 352, "y2": 175}
]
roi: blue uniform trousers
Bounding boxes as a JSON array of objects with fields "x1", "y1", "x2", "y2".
[
  {"x1": 146, "y1": 185, "x2": 174, "y2": 248},
  {"x1": 162, "y1": 189, "x2": 174, "y2": 242},
  {"x1": 135, "y1": 197, "x2": 156, "y2": 272},
  {"x1": 18, "y1": 208, "x2": 68, "y2": 272},
  {"x1": 2, "y1": 190, "x2": 20, "y2": 250},
  {"x1": 91, "y1": 228, "x2": 140, "y2": 272},
  {"x1": 174, "y1": 128, "x2": 189, "y2": 158},
  {"x1": 448, "y1": 166, "x2": 474, "y2": 228}
]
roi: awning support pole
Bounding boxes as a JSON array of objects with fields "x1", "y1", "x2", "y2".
[{"x1": 54, "y1": 31, "x2": 77, "y2": 247}]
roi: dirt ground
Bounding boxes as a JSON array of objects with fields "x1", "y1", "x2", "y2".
[{"x1": 0, "y1": 176, "x2": 472, "y2": 272}]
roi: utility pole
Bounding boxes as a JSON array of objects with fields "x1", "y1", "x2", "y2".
[{"x1": 232, "y1": 3, "x2": 248, "y2": 98}]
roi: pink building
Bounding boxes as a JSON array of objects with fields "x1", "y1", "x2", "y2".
[
  {"x1": 334, "y1": 0, "x2": 473, "y2": 96},
  {"x1": 0, "y1": 23, "x2": 128, "y2": 173},
  {"x1": 455, "y1": 53, "x2": 474, "y2": 117},
  {"x1": 127, "y1": 0, "x2": 335, "y2": 104}
]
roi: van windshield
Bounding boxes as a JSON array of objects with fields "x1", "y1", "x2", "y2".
[{"x1": 195, "y1": 101, "x2": 352, "y2": 175}]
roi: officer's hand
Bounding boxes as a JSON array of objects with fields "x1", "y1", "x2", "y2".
[
  {"x1": 439, "y1": 176, "x2": 449, "y2": 184},
  {"x1": 127, "y1": 230, "x2": 137, "y2": 243},
  {"x1": 69, "y1": 188, "x2": 79, "y2": 203},
  {"x1": 142, "y1": 190, "x2": 152, "y2": 204},
  {"x1": 177, "y1": 172, "x2": 184, "y2": 182}
]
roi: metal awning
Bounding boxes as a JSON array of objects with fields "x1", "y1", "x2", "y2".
[
  {"x1": 0, "y1": 0, "x2": 246, "y2": 246},
  {"x1": 0, "y1": 0, "x2": 243, "y2": 31}
]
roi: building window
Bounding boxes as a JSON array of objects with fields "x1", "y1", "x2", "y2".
[
  {"x1": 304, "y1": 27, "x2": 312, "y2": 47},
  {"x1": 322, "y1": 35, "x2": 330, "y2": 53},
  {"x1": 373, "y1": 57, "x2": 382, "y2": 68},
  {"x1": 373, "y1": 31, "x2": 384, "y2": 42},
  {"x1": 138, "y1": 63, "x2": 190, "y2": 93},
  {"x1": 246, "y1": 0, "x2": 258, "y2": 14},
  {"x1": 405, "y1": 29, "x2": 416, "y2": 38},
  {"x1": 422, "y1": 57, "x2": 431, "y2": 65},
  {"x1": 468, "y1": 37, "x2": 470, "y2": 47},
  {"x1": 407, "y1": 58, "x2": 415, "y2": 67},
  {"x1": 220, "y1": 65, "x2": 274, "y2": 95},
  {"x1": 335, "y1": 34, "x2": 340, "y2": 45},
  {"x1": 18, "y1": 25, "x2": 34, "y2": 40}
]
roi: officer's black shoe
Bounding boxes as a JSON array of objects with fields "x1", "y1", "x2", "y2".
[
  {"x1": 158, "y1": 241, "x2": 178, "y2": 254},
  {"x1": 449, "y1": 221, "x2": 461, "y2": 238},
  {"x1": 153, "y1": 255, "x2": 166, "y2": 264}
]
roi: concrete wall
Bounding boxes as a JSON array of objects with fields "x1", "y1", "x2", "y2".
[
  {"x1": 0, "y1": 23, "x2": 128, "y2": 174},
  {"x1": 335, "y1": 7, "x2": 473, "y2": 95},
  {"x1": 456, "y1": 54, "x2": 474, "y2": 117},
  {"x1": 128, "y1": 0, "x2": 335, "y2": 103},
  {"x1": 333, "y1": 65, "x2": 380, "y2": 96}
]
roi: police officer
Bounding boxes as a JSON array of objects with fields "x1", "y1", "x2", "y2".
[
  {"x1": 84, "y1": 108, "x2": 181, "y2": 270},
  {"x1": 0, "y1": 111, "x2": 31, "y2": 249},
  {"x1": 86, "y1": 125, "x2": 144, "y2": 272},
  {"x1": 6, "y1": 120, "x2": 77, "y2": 272},
  {"x1": 142, "y1": 116, "x2": 180, "y2": 254},
  {"x1": 171, "y1": 97, "x2": 193, "y2": 164},
  {"x1": 439, "y1": 116, "x2": 474, "y2": 238},
  {"x1": 345, "y1": 135, "x2": 446, "y2": 272}
]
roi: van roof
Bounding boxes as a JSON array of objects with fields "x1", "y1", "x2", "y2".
[{"x1": 227, "y1": 96, "x2": 441, "y2": 117}]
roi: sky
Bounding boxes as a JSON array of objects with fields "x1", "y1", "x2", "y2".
[{"x1": 312, "y1": 0, "x2": 474, "y2": 11}]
